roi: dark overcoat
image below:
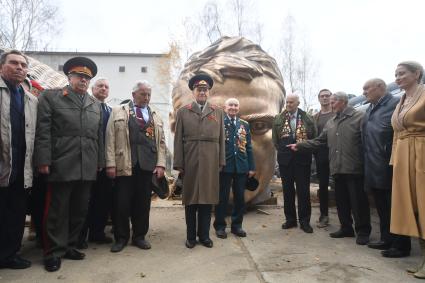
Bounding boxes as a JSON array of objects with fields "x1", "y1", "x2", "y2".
[
  {"x1": 362, "y1": 93, "x2": 399, "y2": 190},
  {"x1": 34, "y1": 86, "x2": 104, "y2": 182},
  {"x1": 173, "y1": 102, "x2": 225, "y2": 205}
]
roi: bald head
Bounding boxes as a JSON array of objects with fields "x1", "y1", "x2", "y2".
[
  {"x1": 363, "y1": 78, "x2": 387, "y2": 104},
  {"x1": 285, "y1": 93, "x2": 300, "y2": 113}
]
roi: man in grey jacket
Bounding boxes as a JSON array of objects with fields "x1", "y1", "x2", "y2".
[
  {"x1": 0, "y1": 50, "x2": 38, "y2": 270},
  {"x1": 288, "y1": 92, "x2": 371, "y2": 245},
  {"x1": 34, "y1": 57, "x2": 104, "y2": 272}
]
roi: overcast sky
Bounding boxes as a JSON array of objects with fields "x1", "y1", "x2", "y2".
[{"x1": 53, "y1": 0, "x2": 425, "y2": 96}]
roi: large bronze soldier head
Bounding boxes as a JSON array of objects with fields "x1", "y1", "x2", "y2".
[{"x1": 170, "y1": 36, "x2": 286, "y2": 203}]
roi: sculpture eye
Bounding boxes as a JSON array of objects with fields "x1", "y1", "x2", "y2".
[{"x1": 250, "y1": 120, "x2": 272, "y2": 135}]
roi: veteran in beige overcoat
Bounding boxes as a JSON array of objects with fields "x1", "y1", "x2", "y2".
[{"x1": 173, "y1": 74, "x2": 225, "y2": 249}]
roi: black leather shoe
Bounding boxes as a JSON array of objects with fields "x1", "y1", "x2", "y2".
[
  {"x1": 281, "y1": 222, "x2": 297, "y2": 229},
  {"x1": 231, "y1": 228, "x2": 247, "y2": 237},
  {"x1": 132, "y1": 239, "x2": 151, "y2": 250},
  {"x1": 216, "y1": 229, "x2": 227, "y2": 239},
  {"x1": 329, "y1": 229, "x2": 355, "y2": 238},
  {"x1": 63, "y1": 249, "x2": 85, "y2": 260},
  {"x1": 44, "y1": 257, "x2": 61, "y2": 272},
  {"x1": 300, "y1": 223, "x2": 313, "y2": 233},
  {"x1": 76, "y1": 240, "x2": 88, "y2": 250},
  {"x1": 199, "y1": 238, "x2": 213, "y2": 248},
  {"x1": 185, "y1": 240, "x2": 196, "y2": 249},
  {"x1": 89, "y1": 236, "x2": 113, "y2": 245},
  {"x1": 367, "y1": 241, "x2": 392, "y2": 250},
  {"x1": 356, "y1": 235, "x2": 369, "y2": 245},
  {"x1": 381, "y1": 248, "x2": 410, "y2": 258},
  {"x1": 0, "y1": 255, "x2": 31, "y2": 269},
  {"x1": 110, "y1": 240, "x2": 127, "y2": 253}
]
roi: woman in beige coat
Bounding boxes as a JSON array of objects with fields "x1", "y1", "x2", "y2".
[{"x1": 390, "y1": 61, "x2": 425, "y2": 279}]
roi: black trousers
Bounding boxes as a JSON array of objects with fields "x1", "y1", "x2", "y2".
[
  {"x1": 316, "y1": 159, "x2": 330, "y2": 217},
  {"x1": 29, "y1": 174, "x2": 47, "y2": 243},
  {"x1": 371, "y1": 188, "x2": 411, "y2": 251},
  {"x1": 185, "y1": 204, "x2": 212, "y2": 241},
  {"x1": 334, "y1": 174, "x2": 371, "y2": 236},
  {"x1": 0, "y1": 174, "x2": 26, "y2": 261},
  {"x1": 113, "y1": 168, "x2": 152, "y2": 243},
  {"x1": 279, "y1": 162, "x2": 311, "y2": 225},
  {"x1": 214, "y1": 172, "x2": 246, "y2": 231},
  {"x1": 43, "y1": 181, "x2": 92, "y2": 259},
  {"x1": 79, "y1": 170, "x2": 113, "y2": 242}
]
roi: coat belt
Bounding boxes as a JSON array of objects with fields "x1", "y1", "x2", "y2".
[
  {"x1": 397, "y1": 132, "x2": 425, "y2": 140},
  {"x1": 183, "y1": 137, "x2": 219, "y2": 143}
]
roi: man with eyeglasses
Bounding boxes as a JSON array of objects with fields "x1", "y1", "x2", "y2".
[
  {"x1": 174, "y1": 73, "x2": 225, "y2": 249},
  {"x1": 77, "y1": 78, "x2": 114, "y2": 249},
  {"x1": 34, "y1": 56, "x2": 105, "y2": 272}
]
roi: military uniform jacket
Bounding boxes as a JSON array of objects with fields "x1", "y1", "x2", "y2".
[
  {"x1": 223, "y1": 116, "x2": 255, "y2": 173},
  {"x1": 297, "y1": 106, "x2": 365, "y2": 176},
  {"x1": 272, "y1": 108, "x2": 316, "y2": 166},
  {"x1": 173, "y1": 102, "x2": 225, "y2": 205},
  {"x1": 34, "y1": 86, "x2": 105, "y2": 182}
]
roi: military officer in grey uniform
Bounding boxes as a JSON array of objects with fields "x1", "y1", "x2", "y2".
[
  {"x1": 214, "y1": 98, "x2": 255, "y2": 239},
  {"x1": 34, "y1": 57, "x2": 104, "y2": 272}
]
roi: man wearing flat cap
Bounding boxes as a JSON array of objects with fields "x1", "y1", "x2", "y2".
[
  {"x1": 34, "y1": 56, "x2": 105, "y2": 272},
  {"x1": 173, "y1": 73, "x2": 225, "y2": 249}
]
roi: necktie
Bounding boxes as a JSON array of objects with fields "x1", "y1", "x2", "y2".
[
  {"x1": 200, "y1": 105, "x2": 204, "y2": 112},
  {"x1": 290, "y1": 114, "x2": 296, "y2": 131},
  {"x1": 231, "y1": 117, "x2": 236, "y2": 128},
  {"x1": 135, "y1": 107, "x2": 146, "y2": 128}
]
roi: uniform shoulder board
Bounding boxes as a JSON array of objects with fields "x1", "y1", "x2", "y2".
[
  {"x1": 120, "y1": 99, "x2": 131, "y2": 105},
  {"x1": 239, "y1": 118, "x2": 248, "y2": 124}
]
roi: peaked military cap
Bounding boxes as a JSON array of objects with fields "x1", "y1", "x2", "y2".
[
  {"x1": 63, "y1": 56, "x2": 97, "y2": 78},
  {"x1": 188, "y1": 73, "x2": 213, "y2": 90}
]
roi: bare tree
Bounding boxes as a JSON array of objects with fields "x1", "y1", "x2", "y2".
[
  {"x1": 279, "y1": 14, "x2": 319, "y2": 111},
  {"x1": 0, "y1": 0, "x2": 60, "y2": 51},
  {"x1": 230, "y1": 0, "x2": 247, "y2": 36},
  {"x1": 199, "y1": 1, "x2": 222, "y2": 44}
]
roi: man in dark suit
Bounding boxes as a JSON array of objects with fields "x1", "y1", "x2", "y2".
[
  {"x1": 77, "y1": 78, "x2": 113, "y2": 249},
  {"x1": 362, "y1": 78, "x2": 410, "y2": 257},
  {"x1": 272, "y1": 94, "x2": 316, "y2": 233},
  {"x1": 214, "y1": 98, "x2": 255, "y2": 239},
  {"x1": 35, "y1": 57, "x2": 105, "y2": 272}
]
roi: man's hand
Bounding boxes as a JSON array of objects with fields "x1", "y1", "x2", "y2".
[
  {"x1": 248, "y1": 170, "x2": 256, "y2": 178},
  {"x1": 286, "y1": 144, "x2": 298, "y2": 151},
  {"x1": 153, "y1": 166, "x2": 165, "y2": 178},
  {"x1": 38, "y1": 165, "x2": 50, "y2": 175},
  {"x1": 106, "y1": 167, "x2": 116, "y2": 179}
]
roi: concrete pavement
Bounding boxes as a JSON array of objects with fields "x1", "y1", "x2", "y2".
[{"x1": 0, "y1": 195, "x2": 421, "y2": 283}]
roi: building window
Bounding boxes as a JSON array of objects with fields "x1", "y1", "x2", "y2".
[
  {"x1": 141, "y1": 66, "x2": 148, "y2": 73},
  {"x1": 58, "y1": 65, "x2": 63, "y2": 71},
  {"x1": 119, "y1": 66, "x2": 125, "y2": 72}
]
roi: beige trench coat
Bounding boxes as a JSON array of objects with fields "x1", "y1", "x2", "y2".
[
  {"x1": 105, "y1": 102, "x2": 166, "y2": 176},
  {"x1": 173, "y1": 102, "x2": 225, "y2": 205},
  {"x1": 390, "y1": 88, "x2": 425, "y2": 239}
]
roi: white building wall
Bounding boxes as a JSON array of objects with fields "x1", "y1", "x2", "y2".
[{"x1": 27, "y1": 52, "x2": 174, "y2": 156}]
